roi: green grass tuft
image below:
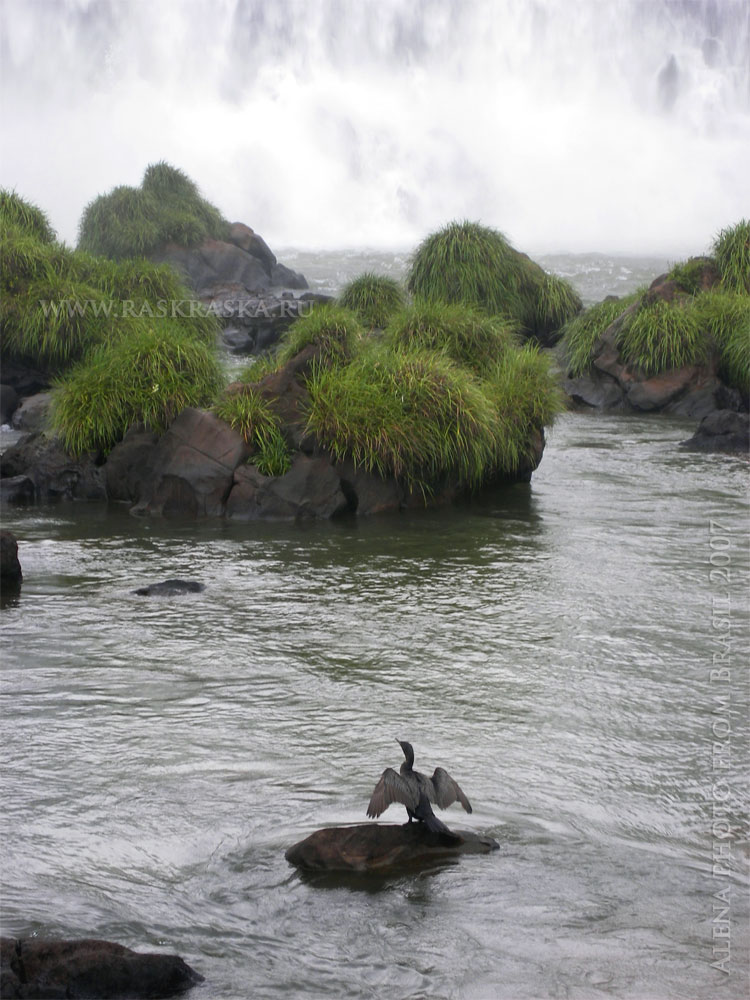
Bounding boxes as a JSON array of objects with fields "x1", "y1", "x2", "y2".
[
  {"x1": 214, "y1": 386, "x2": 291, "y2": 476},
  {"x1": 304, "y1": 343, "x2": 500, "y2": 493},
  {"x1": 407, "y1": 219, "x2": 524, "y2": 317},
  {"x1": 529, "y1": 273, "x2": 583, "y2": 335},
  {"x1": 277, "y1": 303, "x2": 362, "y2": 365},
  {"x1": 77, "y1": 162, "x2": 229, "y2": 260},
  {"x1": 559, "y1": 293, "x2": 641, "y2": 375},
  {"x1": 692, "y1": 290, "x2": 750, "y2": 393},
  {"x1": 712, "y1": 219, "x2": 750, "y2": 294},
  {"x1": 667, "y1": 256, "x2": 718, "y2": 295},
  {"x1": 483, "y1": 345, "x2": 566, "y2": 471},
  {"x1": 618, "y1": 299, "x2": 707, "y2": 375},
  {"x1": 0, "y1": 189, "x2": 56, "y2": 244},
  {"x1": 50, "y1": 321, "x2": 223, "y2": 455},
  {"x1": 385, "y1": 301, "x2": 518, "y2": 375},
  {"x1": 338, "y1": 272, "x2": 406, "y2": 328}
]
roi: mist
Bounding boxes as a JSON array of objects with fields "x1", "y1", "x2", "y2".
[{"x1": 1, "y1": 0, "x2": 748, "y2": 255}]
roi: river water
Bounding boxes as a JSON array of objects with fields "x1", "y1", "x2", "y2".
[{"x1": 1, "y1": 254, "x2": 749, "y2": 999}]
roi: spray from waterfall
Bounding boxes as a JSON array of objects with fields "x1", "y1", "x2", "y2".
[{"x1": 1, "y1": 0, "x2": 748, "y2": 254}]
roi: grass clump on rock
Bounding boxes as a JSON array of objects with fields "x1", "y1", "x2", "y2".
[
  {"x1": 713, "y1": 219, "x2": 750, "y2": 294},
  {"x1": 304, "y1": 344, "x2": 500, "y2": 492},
  {"x1": 50, "y1": 321, "x2": 223, "y2": 455},
  {"x1": 277, "y1": 303, "x2": 362, "y2": 366},
  {"x1": 338, "y1": 273, "x2": 406, "y2": 328},
  {"x1": 214, "y1": 387, "x2": 292, "y2": 477},
  {"x1": 406, "y1": 219, "x2": 581, "y2": 343},
  {"x1": 0, "y1": 189, "x2": 56, "y2": 244},
  {"x1": 693, "y1": 291, "x2": 750, "y2": 394},
  {"x1": 77, "y1": 161, "x2": 230, "y2": 260},
  {"x1": 617, "y1": 299, "x2": 707, "y2": 376},
  {"x1": 559, "y1": 293, "x2": 641, "y2": 376},
  {"x1": 385, "y1": 301, "x2": 518, "y2": 375}
]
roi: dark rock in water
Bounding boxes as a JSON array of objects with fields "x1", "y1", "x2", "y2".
[
  {"x1": 0, "y1": 531, "x2": 22, "y2": 583},
  {"x1": 226, "y1": 453, "x2": 349, "y2": 521},
  {"x1": 10, "y1": 392, "x2": 52, "y2": 433},
  {"x1": 133, "y1": 579, "x2": 205, "y2": 597},
  {"x1": 0, "y1": 433, "x2": 105, "y2": 502},
  {"x1": 131, "y1": 408, "x2": 249, "y2": 518},
  {"x1": 680, "y1": 409, "x2": 750, "y2": 454},
  {"x1": 1, "y1": 385, "x2": 19, "y2": 425},
  {"x1": 0, "y1": 362, "x2": 50, "y2": 400},
  {"x1": 286, "y1": 823, "x2": 499, "y2": 872},
  {"x1": 104, "y1": 427, "x2": 160, "y2": 504},
  {"x1": 151, "y1": 234, "x2": 307, "y2": 302},
  {"x1": 226, "y1": 221, "x2": 277, "y2": 271},
  {"x1": 0, "y1": 936, "x2": 203, "y2": 999},
  {"x1": 0, "y1": 475, "x2": 35, "y2": 506}
]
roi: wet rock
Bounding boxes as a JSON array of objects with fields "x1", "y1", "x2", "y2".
[
  {"x1": 131, "y1": 408, "x2": 248, "y2": 518},
  {"x1": 0, "y1": 936, "x2": 203, "y2": 999},
  {"x1": 0, "y1": 531, "x2": 22, "y2": 583},
  {"x1": 1, "y1": 385, "x2": 19, "y2": 425},
  {"x1": 335, "y1": 459, "x2": 404, "y2": 516},
  {"x1": 133, "y1": 579, "x2": 205, "y2": 596},
  {"x1": 226, "y1": 454, "x2": 349, "y2": 521},
  {"x1": 10, "y1": 392, "x2": 53, "y2": 433},
  {"x1": 0, "y1": 362, "x2": 50, "y2": 400},
  {"x1": 680, "y1": 409, "x2": 750, "y2": 454},
  {"x1": 0, "y1": 433, "x2": 105, "y2": 502},
  {"x1": 286, "y1": 823, "x2": 499, "y2": 872},
  {"x1": 104, "y1": 427, "x2": 160, "y2": 503},
  {"x1": 0, "y1": 475, "x2": 35, "y2": 506}
]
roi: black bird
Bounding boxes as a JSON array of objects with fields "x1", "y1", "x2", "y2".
[{"x1": 367, "y1": 740, "x2": 472, "y2": 835}]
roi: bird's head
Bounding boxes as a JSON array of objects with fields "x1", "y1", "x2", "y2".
[{"x1": 397, "y1": 739, "x2": 414, "y2": 766}]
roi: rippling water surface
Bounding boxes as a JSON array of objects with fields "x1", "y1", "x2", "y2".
[{"x1": 1, "y1": 411, "x2": 747, "y2": 999}]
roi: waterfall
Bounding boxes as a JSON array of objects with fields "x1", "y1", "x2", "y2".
[{"x1": 1, "y1": 0, "x2": 748, "y2": 253}]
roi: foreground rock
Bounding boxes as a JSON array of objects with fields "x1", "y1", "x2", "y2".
[
  {"x1": 0, "y1": 531, "x2": 22, "y2": 584},
  {"x1": 286, "y1": 823, "x2": 499, "y2": 872},
  {"x1": 0, "y1": 433, "x2": 106, "y2": 503},
  {"x1": 680, "y1": 410, "x2": 750, "y2": 454},
  {"x1": 0, "y1": 937, "x2": 203, "y2": 999}
]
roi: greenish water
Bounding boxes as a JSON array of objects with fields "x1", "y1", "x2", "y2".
[{"x1": 1, "y1": 411, "x2": 748, "y2": 999}]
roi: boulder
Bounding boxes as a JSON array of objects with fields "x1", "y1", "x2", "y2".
[
  {"x1": 285, "y1": 823, "x2": 499, "y2": 872},
  {"x1": 0, "y1": 385, "x2": 19, "y2": 425},
  {"x1": 335, "y1": 459, "x2": 405, "y2": 516},
  {"x1": 0, "y1": 433, "x2": 105, "y2": 502},
  {"x1": 104, "y1": 426, "x2": 160, "y2": 503},
  {"x1": 0, "y1": 936, "x2": 203, "y2": 999},
  {"x1": 0, "y1": 531, "x2": 22, "y2": 583},
  {"x1": 680, "y1": 410, "x2": 750, "y2": 454},
  {"x1": 226, "y1": 453, "x2": 349, "y2": 520},
  {"x1": 150, "y1": 236, "x2": 307, "y2": 302},
  {"x1": 0, "y1": 362, "x2": 49, "y2": 399},
  {"x1": 226, "y1": 222, "x2": 277, "y2": 271},
  {"x1": 10, "y1": 392, "x2": 53, "y2": 433},
  {"x1": 0, "y1": 476, "x2": 35, "y2": 505},
  {"x1": 131, "y1": 408, "x2": 248, "y2": 518},
  {"x1": 211, "y1": 292, "x2": 315, "y2": 355}
]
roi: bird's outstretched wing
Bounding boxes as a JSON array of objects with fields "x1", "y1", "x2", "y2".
[
  {"x1": 430, "y1": 767, "x2": 472, "y2": 813},
  {"x1": 367, "y1": 768, "x2": 417, "y2": 817}
]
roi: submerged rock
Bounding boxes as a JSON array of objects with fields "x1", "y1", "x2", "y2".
[
  {"x1": 286, "y1": 822, "x2": 499, "y2": 872},
  {"x1": 0, "y1": 531, "x2": 22, "y2": 584},
  {"x1": 680, "y1": 409, "x2": 750, "y2": 454},
  {"x1": 133, "y1": 579, "x2": 205, "y2": 597},
  {"x1": 0, "y1": 937, "x2": 203, "y2": 999}
]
